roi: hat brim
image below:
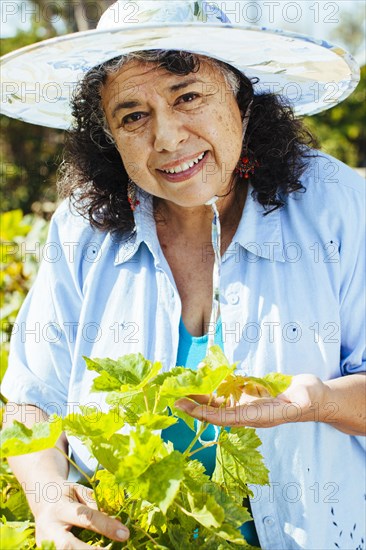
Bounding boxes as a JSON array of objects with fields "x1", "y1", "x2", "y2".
[{"x1": 0, "y1": 23, "x2": 360, "y2": 129}]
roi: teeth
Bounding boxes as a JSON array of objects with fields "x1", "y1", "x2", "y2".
[{"x1": 163, "y1": 152, "x2": 205, "y2": 174}]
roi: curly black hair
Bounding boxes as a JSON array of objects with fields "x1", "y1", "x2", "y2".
[{"x1": 58, "y1": 50, "x2": 317, "y2": 234}]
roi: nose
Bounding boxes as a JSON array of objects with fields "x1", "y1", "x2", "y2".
[{"x1": 153, "y1": 109, "x2": 189, "y2": 152}]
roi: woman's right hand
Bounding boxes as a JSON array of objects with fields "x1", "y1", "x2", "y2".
[{"x1": 34, "y1": 482, "x2": 130, "y2": 549}]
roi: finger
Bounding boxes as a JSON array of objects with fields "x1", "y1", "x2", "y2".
[
  {"x1": 242, "y1": 383, "x2": 271, "y2": 398},
  {"x1": 237, "y1": 393, "x2": 262, "y2": 405},
  {"x1": 74, "y1": 485, "x2": 98, "y2": 510},
  {"x1": 176, "y1": 397, "x2": 289, "y2": 427},
  {"x1": 60, "y1": 502, "x2": 130, "y2": 542},
  {"x1": 175, "y1": 399, "x2": 239, "y2": 426},
  {"x1": 184, "y1": 394, "x2": 226, "y2": 406}
]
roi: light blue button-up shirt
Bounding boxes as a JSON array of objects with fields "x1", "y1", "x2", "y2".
[{"x1": 2, "y1": 152, "x2": 365, "y2": 549}]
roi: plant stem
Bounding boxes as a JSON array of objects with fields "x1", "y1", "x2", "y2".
[
  {"x1": 142, "y1": 387, "x2": 150, "y2": 413},
  {"x1": 183, "y1": 419, "x2": 209, "y2": 457},
  {"x1": 188, "y1": 441, "x2": 218, "y2": 457},
  {"x1": 54, "y1": 446, "x2": 93, "y2": 485},
  {"x1": 152, "y1": 387, "x2": 161, "y2": 415},
  {"x1": 91, "y1": 462, "x2": 100, "y2": 484},
  {"x1": 133, "y1": 523, "x2": 160, "y2": 546}
]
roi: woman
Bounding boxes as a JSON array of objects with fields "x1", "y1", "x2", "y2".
[{"x1": 1, "y1": 1, "x2": 365, "y2": 548}]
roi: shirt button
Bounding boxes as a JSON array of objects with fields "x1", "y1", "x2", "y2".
[
  {"x1": 263, "y1": 516, "x2": 275, "y2": 526},
  {"x1": 228, "y1": 293, "x2": 239, "y2": 305}
]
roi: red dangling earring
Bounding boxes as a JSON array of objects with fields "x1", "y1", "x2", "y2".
[
  {"x1": 127, "y1": 178, "x2": 140, "y2": 211},
  {"x1": 235, "y1": 154, "x2": 259, "y2": 179}
]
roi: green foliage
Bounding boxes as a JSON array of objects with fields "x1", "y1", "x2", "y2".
[
  {"x1": 0, "y1": 461, "x2": 33, "y2": 523},
  {"x1": 0, "y1": 210, "x2": 49, "y2": 389},
  {"x1": 303, "y1": 65, "x2": 366, "y2": 167},
  {"x1": 0, "y1": 114, "x2": 62, "y2": 214},
  {"x1": 0, "y1": 520, "x2": 35, "y2": 549},
  {"x1": 1, "y1": 349, "x2": 292, "y2": 548},
  {"x1": 0, "y1": 417, "x2": 62, "y2": 456},
  {"x1": 0, "y1": 0, "x2": 106, "y2": 215}
]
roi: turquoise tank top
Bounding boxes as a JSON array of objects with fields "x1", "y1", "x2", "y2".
[{"x1": 161, "y1": 317, "x2": 260, "y2": 547}]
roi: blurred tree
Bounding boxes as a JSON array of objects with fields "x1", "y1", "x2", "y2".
[
  {"x1": 0, "y1": 1, "x2": 112, "y2": 215},
  {"x1": 329, "y1": 2, "x2": 366, "y2": 59},
  {"x1": 303, "y1": 65, "x2": 366, "y2": 168},
  {"x1": 303, "y1": 3, "x2": 366, "y2": 168}
]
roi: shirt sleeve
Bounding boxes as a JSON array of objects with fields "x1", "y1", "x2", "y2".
[
  {"x1": 337, "y1": 167, "x2": 366, "y2": 376},
  {"x1": 1, "y1": 202, "x2": 87, "y2": 417}
]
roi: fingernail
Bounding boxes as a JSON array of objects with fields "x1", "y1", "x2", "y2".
[{"x1": 116, "y1": 527, "x2": 129, "y2": 540}]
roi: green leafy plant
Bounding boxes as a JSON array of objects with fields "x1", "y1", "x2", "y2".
[
  {"x1": 0, "y1": 209, "x2": 49, "y2": 392},
  {"x1": 1, "y1": 347, "x2": 291, "y2": 548}
]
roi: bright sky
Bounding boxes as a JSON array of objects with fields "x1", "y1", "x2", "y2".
[{"x1": 1, "y1": 0, "x2": 365, "y2": 63}]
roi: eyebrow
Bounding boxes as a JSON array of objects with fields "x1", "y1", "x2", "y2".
[
  {"x1": 111, "y1": 77, "x2": 204, "y2": 118},
  {"x1": 111, "y1": 100, "x2": 138, "y2": 118}
]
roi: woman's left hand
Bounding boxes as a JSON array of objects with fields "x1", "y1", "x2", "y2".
[{"x1": 175, "y1": 374, "x2": 330, "y2": 428}]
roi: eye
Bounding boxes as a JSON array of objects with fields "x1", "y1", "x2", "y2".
[
  {"x1": 122, "y1": 112, "x2": 147, "y2": 126},
  {"x1": 176, "y1": 92, "x2": 200, "y2": 105}
]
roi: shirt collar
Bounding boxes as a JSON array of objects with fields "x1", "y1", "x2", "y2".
[
  {"x1": 114, "y1": 189, "x2": 162, "y2": 266},
  {"x1": 114, "y1": 186, "x2": 285, "y2": 265},
  {"x1": 231, "y1": 185, "x2": 285, "y2": 262}
]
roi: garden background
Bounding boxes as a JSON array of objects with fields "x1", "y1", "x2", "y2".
[{"x1": 0, "y1": 0, "x2": 365, "y2": 547}]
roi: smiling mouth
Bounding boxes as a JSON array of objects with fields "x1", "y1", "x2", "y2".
[{"x1": 158, "y1": 152, "x2": 207, "y2": 175}]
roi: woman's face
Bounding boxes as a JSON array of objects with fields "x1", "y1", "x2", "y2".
[{"x1": 102, "y1": 58, "x2": 244, "y2": 207}]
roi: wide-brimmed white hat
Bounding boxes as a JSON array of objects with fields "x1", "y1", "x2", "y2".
[{"x1": 0, "y1": 0, "x2": 360, "y2": 129}]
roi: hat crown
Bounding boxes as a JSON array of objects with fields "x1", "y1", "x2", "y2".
[{"x1": 97, "y1": 0, "x2": 230, "y2": 29}]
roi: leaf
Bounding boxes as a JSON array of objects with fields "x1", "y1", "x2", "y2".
[
  {"x1": 187, "y1": 492, "x2": 225, "y2": 528},
  {"x1": 106, "y1": 385, "x2": 170, "y2": 420},
  {"x1": 90, "y1": 370, "x2": 121, "y2": 392},
  {"x1": 217, "y1": 373, "x2": 292, "y2": 400},
  {"x1": 84, "y1": 354, "x2": 163, "y2": 391},
  {"x1": 84, "y1": 357, "x2": 124, "y2": 392},
  {"x1": 139, "y1": 503, "x2": 167, "y2": 535},
  {"x1": 0, "y1": 521, "x2": 34, "y2": 548},
  {"x1": 199, "y1": 482, "x2": 251, "y2": 530},
  {"x1": 115, "y1": 428, "x2": 166, "y2": 484},
  {"x1": 183, "y1": 459, "x2": 211, "y2": 495},
  {"x1": 199, "y1": 346, "x2": 233, "y2": 370},
  {"x1": 166, "y1": 523, "x2": 195, "y2": 549},
  {"x1": 212, "y1": 428, "x2": 269, "y2": 500},
  {"x1": 0, "y1": 486, "x2": 32, "y2": 522},
  {"x1": 210, "y1": 523, "x2": 248, "y2": 545},
  {"x1": 262, "y1": 373, "x2": 292, "y2": 395},
  {"x1": 183, "y1": 461, "x2": 250, "y2": 539},
  {"x1": 62, "y1": 408, "x2": 125, "y2": 441},
  {"x1": 141, "y1": 452, "x2": 185, "y2": 514},
  {"x1": 91, "y1": 433, "x2": 130, "y2": 473},
  {"x1": 170, "y1": 404, "x2": 195, "y2": 431},
  {"x1": 152, "y1": 366, "x2": 188, "y2": 387},
  {"x1": 216, "y1": 374, "x2": 247, "y2": 402},
  {"x1": 0, "y1": 417, "x2": 62, "y2": 457},
  {"x1": 94, "y1": 470, "x2": 125, "y2": 515},
  {"x1": 160, "y1": 365, "x2": 233, "y2": 399},
  {"x1": 157, "y1": 347, "x2": 235, "y2": 400},
  {"x1": 137, "y1": 412, "x2": 178, "y2": 430}
]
